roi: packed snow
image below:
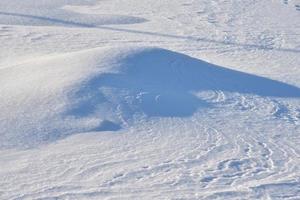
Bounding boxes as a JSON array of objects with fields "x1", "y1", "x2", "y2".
[{"x1": 0, "y1": 0, "x2": 300, "y2": 199}]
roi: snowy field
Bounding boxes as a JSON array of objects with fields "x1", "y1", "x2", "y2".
[{"x1": 0, "y1": 0, "x2": 300, "y2": 199}]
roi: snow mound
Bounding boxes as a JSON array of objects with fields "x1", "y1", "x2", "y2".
[{"x1": 1, "y1": 47, "x2": 299, "y2": 149}]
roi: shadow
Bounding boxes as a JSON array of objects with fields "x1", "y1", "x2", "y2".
[
  {"x1": 95, "y1": 26, "x2": 300, "y2": 53},
  {"x1": 0, "y1": 11, "x2": 94, "y2": 27},
  {"x1": 92, "y1": 120, "x2": 121, "y2": 132},
  {"x1": 66, "y1": 48, "x2": 300, "y2": 119},
  {"x1": 0, "y1": 11, "x2": 299, "y2": 53},
  {"x1": 67, "y1": 87, "x2": 107, "y2": 117},
  {"x1": 0, "y1": 11, "x2": 147, "y2": 27}
]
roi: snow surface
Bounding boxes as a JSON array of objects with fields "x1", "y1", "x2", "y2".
[{"x1": 0, "y1": 0, "x2": 300, "y2": 199}]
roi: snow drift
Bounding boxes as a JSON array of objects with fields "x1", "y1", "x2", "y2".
[{"x1": 1, "y1": 47, "x2": 299, "y2": 149}]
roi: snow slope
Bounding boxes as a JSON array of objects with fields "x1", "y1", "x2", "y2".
[{"x1": 0, "y1": 0, "x2": 300, "y2": 199}]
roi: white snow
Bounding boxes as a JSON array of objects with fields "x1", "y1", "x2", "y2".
[{"x1": 0, "y1": 0, "x2": 300, "y2": 199}]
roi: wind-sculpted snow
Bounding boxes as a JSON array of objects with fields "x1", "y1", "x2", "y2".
[{"x1": 1, "y1": 47, "x2": 299, "y2": 149}]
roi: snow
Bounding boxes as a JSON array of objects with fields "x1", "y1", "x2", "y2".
[{"x1": 0, "y1": 0, "x2": 300, "y2": 199}]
